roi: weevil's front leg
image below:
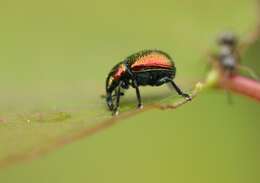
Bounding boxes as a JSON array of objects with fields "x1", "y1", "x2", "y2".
[
  {"x1": 169, "y1": 80, "x2": 192, "y2": 101},
  {"x1": 135, "y1": 86, "x2": 143, "y2": 109},
  {"x1": 113, "y1": 82, "x2": 122, "y2": 115},
  {"x1": 133, "y1": 80, "x2": 143, "y2": 109}
]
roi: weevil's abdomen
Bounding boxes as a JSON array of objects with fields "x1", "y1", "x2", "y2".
[
  {"x1": 135, "y1": 69, "x2": 174, "y2": 86},
  {"x1": 125, "y1": 50, "x2": 176, "y2": 86},
  {"x1": 126, "y1": 50, "x2": 175, "y2": 71}
]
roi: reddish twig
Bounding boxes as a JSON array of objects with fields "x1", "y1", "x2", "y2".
[{"x1": 220, "y1": 75, "x2": 260, "y2": 101}]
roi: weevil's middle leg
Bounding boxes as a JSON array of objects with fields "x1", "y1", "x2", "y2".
[{"x1": 133, "y1": 80, "x2": 143, "y2": 109}]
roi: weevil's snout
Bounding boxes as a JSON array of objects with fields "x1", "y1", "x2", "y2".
[{"x1": 106, "y1": 93, "x2": 114, "y2": 111}]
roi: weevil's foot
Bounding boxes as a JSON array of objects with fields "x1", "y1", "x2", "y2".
[
  {"x1": 138, "y1": 104, "x2": 143, "y2": 109},
  {"x1": 182, "y1": 93, "x2": 192, "y2": 101},
  {"x1": 107, "y1": 102, "x2": 114, "y2": 111},
  {"x1": 112, "y1": 110, "x2": 119, "y2": 116}
]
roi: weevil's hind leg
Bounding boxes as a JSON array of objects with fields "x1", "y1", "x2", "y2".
[
  {"x1": 154, "y1": 77, "x2": 191, "y2": 100},
  {"x1": 168, "y1": 79, "x2": 192, "y2": 101},
  {"x1": 133, "y1": 80, "x2": 143, "y2": 109}
]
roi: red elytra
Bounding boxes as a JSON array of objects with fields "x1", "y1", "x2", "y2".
[
  {"x1": 131, "y1": 53, "x2": 173, "y2": 71},
  {"x1": 131, "y1": 59, "x2": 173, "y2": 71},
  {"x1": 112, "y1": 53, "x2": 174, "y2": 81}
]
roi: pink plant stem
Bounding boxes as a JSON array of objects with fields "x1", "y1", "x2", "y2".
[{"x1": 220, "y1": 75, "x2": 260, "y2": 101}]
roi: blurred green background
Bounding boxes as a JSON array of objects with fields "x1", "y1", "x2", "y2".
[{"x1": 0, "y1": 0, "x2": 260, "y2": 182}]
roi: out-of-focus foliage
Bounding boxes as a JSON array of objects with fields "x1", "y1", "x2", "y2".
[
  {"x1": 0, "y1": 0, "x2": 259, "y2": 183},
  {"x1": 243, "y1": 37, "x2": 260, "y2": 75}
]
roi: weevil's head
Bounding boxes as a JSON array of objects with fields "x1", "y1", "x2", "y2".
[
  {"x1": 105, "y1": 63, "x2": 128, "y2": 110},
  {"x1": 218, "y1": 32, "x2": 238, "y2": 47}
]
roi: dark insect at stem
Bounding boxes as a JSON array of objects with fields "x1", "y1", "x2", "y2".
[{"x1": 208, "y1": 31, "x2": 260, "y2": 102}]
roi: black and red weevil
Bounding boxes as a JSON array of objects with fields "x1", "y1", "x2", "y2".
[{"x1": 105, "y1": 49, "x2": 191, "y2": 115}]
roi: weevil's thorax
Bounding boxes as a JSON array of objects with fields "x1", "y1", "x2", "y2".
[
  {"x1": 112, "y1": 64, "x2": 127, "y2": 80},
  {"x1": 106, "y1": 63, "x2": 130, "y2": 93}
]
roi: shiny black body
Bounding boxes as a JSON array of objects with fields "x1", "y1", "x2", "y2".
[
  {"x1": 134, "y1": 70, "x2": 174, "y2": 86},
  {"x1": 105, "y1": 50, "x2": 190, "y2": 115}
]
